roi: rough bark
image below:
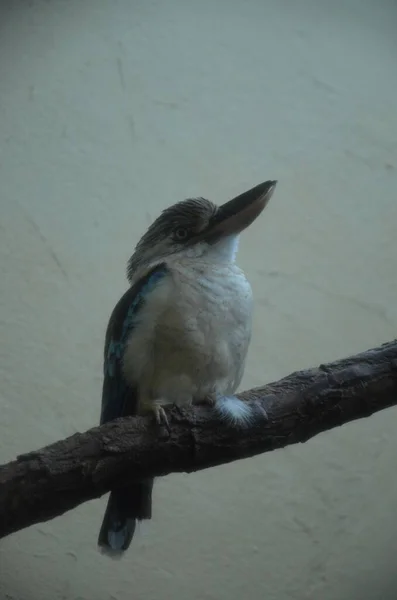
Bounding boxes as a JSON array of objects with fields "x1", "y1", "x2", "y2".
[{"x1": 1, "y1": 339, "x2": 397, "y2": 540}]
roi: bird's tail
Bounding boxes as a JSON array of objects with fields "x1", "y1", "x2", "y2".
[
  {"x1": 214, "y1": 395, "x2": 259, "y2": 427},
  {"x1": 98, "y1": 479, "x2": 153, "y2": 558}
]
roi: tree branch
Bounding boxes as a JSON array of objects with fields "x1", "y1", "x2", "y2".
[{"x1": 1, "y1": 339, "x2": 397, "y2": 540}]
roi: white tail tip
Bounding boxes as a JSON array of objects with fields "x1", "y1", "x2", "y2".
[{"x1": 98, "y1": 545, "x2": 125, "y2": 560}]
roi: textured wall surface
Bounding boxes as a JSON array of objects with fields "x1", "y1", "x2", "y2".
[{"x1": 1, "y1": 1, "x2": 397, "y2": 599}]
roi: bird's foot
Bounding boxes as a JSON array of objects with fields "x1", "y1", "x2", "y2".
[
  {"x1": 152, "y1": 405, "x2": 170, "y2": 433},
  {"x1": 253, "y1": 399, "x2": 269, "y2": 422},
  {"x1": 193, "y1": 394, "x2": 216, "y2": 408}
]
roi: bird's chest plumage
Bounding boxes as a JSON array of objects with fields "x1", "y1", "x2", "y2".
[
  {"x1": 174, "y1": 264, "x2": 252, "y2": 374},
  {"x1": 123, "y1": 261, "x2": 253, "y2": 407}
]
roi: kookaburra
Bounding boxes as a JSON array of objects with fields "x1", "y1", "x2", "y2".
[{"x1": 98, "y1": 180, "x2": 277, "y2": 557}]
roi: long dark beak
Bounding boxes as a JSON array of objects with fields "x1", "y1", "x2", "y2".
[{"x1": 204, "y1": 180, "x2": 277, "y2": 242}]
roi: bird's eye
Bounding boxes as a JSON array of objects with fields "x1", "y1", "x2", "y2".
[{"x1": 173, "y1": 227, "x2": 189, "y2": 241}]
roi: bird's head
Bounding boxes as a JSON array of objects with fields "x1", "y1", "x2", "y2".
[{"x1": 127, "y1": 180, "x2": 277, "y2": 281}]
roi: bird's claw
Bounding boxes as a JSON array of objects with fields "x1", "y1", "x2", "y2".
[
  {"x1": 153, "y1": 405, "x2": 170, "y2": 433},
  {"x1": 193, "y1": 394, "x2": 216, "y2": 408},
  {"x1": 258, "y1": 405, "x2": 269, "y2": 421}
]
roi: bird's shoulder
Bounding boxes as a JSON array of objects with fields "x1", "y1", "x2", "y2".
[{"x1": 105, "y1": 262, "x2": 174, "y2": 352}]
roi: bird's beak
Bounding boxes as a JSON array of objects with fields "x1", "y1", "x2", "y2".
[{"x1": 203, "y1": 180, "x2": 277, "y2": 243}]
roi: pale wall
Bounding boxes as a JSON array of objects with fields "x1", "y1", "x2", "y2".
[{"x1": 1, "y1": 1, "x2": 397, "y2": 599}]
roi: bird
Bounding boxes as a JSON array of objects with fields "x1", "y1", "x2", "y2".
[{"x1": 97, "y1": 179, "x2": 277, "y2": 557}]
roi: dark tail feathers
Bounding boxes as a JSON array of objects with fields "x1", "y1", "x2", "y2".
[{"x1": 98, "y1": 479, "x2": 153, "y2": 557}]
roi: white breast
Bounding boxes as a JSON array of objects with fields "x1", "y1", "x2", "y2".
[{"x1": 123, "y1": 254, "x2": 253, "y2": 410}]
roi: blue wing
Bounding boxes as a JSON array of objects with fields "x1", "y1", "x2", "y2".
[{"x1": 100, "y1": 262, "x2": 169, "y2": 425}]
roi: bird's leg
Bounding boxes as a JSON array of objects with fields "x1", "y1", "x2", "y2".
[
  {"x1": 140, "y1": 395, "x2": 171, "y2": 432},
  {"x1": 193, "y1": 393, "x2": 217, "y2": 408},
  {"x1": 152, "y1": 403, "x2": 170, "y2": 432}
]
